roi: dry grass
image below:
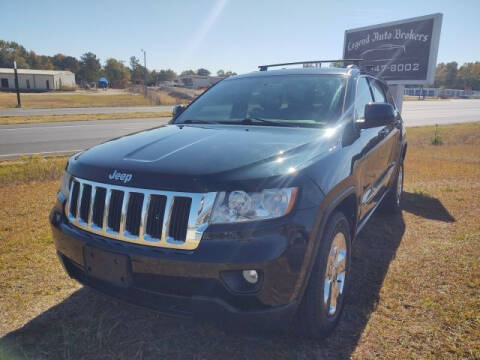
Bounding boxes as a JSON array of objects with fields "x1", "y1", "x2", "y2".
[
  {"x1": 149, "y1": 91, "x2": 187, "y2": 106},
  {"x1": 0, "y1": 123, "x2": 479, "y2": 359},
  {"x1": 0, "y1": 92, "x2": 152, "y2": 109},
  {"x1": 0, "y1": 155, "x2": 67, "y2": 185},
  {"x1": 0, "y1": 112, "x2": 171, "y2": 125},
  {"x1": 129, "y1": 86, "x2": 191, "y2": 106}
]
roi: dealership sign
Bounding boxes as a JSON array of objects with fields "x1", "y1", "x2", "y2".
[{"x1": 344, "y1": 13, "x2": 442, "y2": 85}]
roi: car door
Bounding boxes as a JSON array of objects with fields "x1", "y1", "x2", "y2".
[
  {"x1": 355, "y1": 76, "x2": 398, "y2": 220},
  {"x1": 353, "y1": 76, "x2": 381, "y2": 220},
  {"x1": 368, "y1": 78, "x2": 401, "y2": 201}
]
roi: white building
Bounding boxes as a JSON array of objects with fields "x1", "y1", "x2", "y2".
[{"x1": 0, "y1": 68, "x2": 76, "y2": 91}]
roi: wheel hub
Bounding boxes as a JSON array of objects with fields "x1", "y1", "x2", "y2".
[{"x1": 323, "y1": 232, "x2": 347, "y2": 316}]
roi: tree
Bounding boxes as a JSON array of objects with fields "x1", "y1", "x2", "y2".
[
  {"x1": 104, "y1": 58, "x2": 131, "y2": 88},
  {"x1": 78, "y1": 52, "x2": 101, "y2": 83},
  {"x1": 434, "y1": 62, "x2": 458, "y2": 88},
  {"x1": 224, "y1": 71, "x2": 237, "y2": 76},
  {"x1": 155, "y1": 69, "x2": 177, "y2": 82},
  {"x1": 456, "y1": 62, "x2": 480, "y2": 90},
  {"x1": 0, "y1": 40, "x2": 29, "y2": 68},
  {"x1": 52, "y1": 54, "x2": 79, "y2": 72},
  {"x1": 130, "y1": 56, "x2": 149, "y2": 84},
  {"x1": 196, "y1": 68, "x2": 210, "y2": 76},
  {"x1": 181, "y1": 69, "x2": 196, "y2": 76},
  {"x1": 36, "y1": 55, "x2": 54, "y2": 70},
  {"x1": 217, "y1": 69, "x2": 225, "y2": 76}
]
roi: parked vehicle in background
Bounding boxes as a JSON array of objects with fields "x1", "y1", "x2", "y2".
[{"x1": 50, "y1": 60, "x2": 407, "y2": 337}]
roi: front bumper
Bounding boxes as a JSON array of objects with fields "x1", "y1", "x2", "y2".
[{"x1": 50, "y1": 197, "x2": 316, "y2": 327}]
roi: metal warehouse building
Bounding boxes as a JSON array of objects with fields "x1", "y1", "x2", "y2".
[{"x1": 0, "y1": 68, "x2": 75, "y2": 91}]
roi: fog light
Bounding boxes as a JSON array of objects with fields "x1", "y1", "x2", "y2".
[{"x1": 242, "y1": 270, "x2": 258, "y2": 284}]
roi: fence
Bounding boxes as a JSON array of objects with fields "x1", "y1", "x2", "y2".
[{"x1": 404, "y1": 87, "x2": 480, "y2": 98}]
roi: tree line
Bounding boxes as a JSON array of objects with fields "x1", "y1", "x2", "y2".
[
  {"x1": 0, "y1": 40, "x2": 236, "y2": 88},
  {"x1": 434, "y1": 62, "x2": 480, "y2": 90},
  {"x1": 2, "y1": 40, "x2": 478, "y2": 90}
]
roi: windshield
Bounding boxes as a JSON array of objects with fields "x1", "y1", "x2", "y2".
[{"x1": 175, "y1": 74, "x2": 347, "y2": 127}]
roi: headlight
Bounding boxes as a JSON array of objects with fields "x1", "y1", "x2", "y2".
[
  {"x1": 60, "y1": 172, "x2": 72, "y2": 197},
  {"x1": 210, "y1": 188, "x2": 298, "y2": 224}
]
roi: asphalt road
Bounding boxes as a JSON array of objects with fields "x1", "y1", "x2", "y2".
[
  {"x1": 402, "y1": 99, "x2": 480, "y2": 126},
  {"x1": 0, "y1": 105, "x2": 173, "y2": 117},
  {"x1": 0, "y1": 99, "x2": 478, "y2": 159},
  {"x1": 0, "y1": 118, "x2": 169, "y2": 158}
]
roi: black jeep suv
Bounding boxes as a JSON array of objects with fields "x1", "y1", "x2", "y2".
[{"x1": 50, "y1": 61, "x2": 407, "y2": 337}]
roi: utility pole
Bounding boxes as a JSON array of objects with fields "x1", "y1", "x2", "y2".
[
  {"x1": 141, "y1": 49, "x2": 147, "y2": 97},
  {"x1": 13, "y1": 61, "x2": 21, "y2": 108}
]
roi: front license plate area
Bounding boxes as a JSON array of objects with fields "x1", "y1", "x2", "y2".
[{"x1": 84, "y1": 246, "x2": 132, "y2": 288}]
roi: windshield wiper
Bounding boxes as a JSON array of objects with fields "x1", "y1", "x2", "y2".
[
  {"x1": 228, "y1": 117, "x2": 291, "y2": 127},
  {"x1": 181, "y1": 119, "x2": 219, "y2": 124},
  {"x1": 228, "y1": 117, "x2": 323, "y2": 128},
  {"x1": 181, "y1": 118, "x2": 323, "y2": 128}
]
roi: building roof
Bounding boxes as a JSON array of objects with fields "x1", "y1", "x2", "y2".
[{"x1": 0, "y1": 68, "x2": 74, "y2": 76}]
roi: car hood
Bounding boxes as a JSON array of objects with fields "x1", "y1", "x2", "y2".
[{"x1": 68, "y1": 124, "x2": 340, "y2": 192}]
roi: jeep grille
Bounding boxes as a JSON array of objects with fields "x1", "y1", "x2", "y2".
[{"x1": 65, "y1": 177, "x2": 216, "y2": 250}]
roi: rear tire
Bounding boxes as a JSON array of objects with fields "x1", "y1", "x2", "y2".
[
  {"x1": 381, "y1": 162, "x2": 404, "y2": 214},
  {"x1": 296, "y1": 211, "x2": 352, "y2": 338}
]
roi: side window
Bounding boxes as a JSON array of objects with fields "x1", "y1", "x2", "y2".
[
  {"x1": 355, "y1": 77, "x2": 373, "y2": 119},
  {"x1": 370, "y1": 79, "x2": 387, "y2": 103},
  {"x1": 383, "y1": 85, "x2": 397, "y2": 109}
]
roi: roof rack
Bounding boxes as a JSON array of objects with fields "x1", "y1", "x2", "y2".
[{"x1": 258, "y1": 59, "x2": 364, "y2": 71}]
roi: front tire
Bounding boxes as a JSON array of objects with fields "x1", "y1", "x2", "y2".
[{"x1": 297, "y1": 211, "x2": 352, "y2": 338}]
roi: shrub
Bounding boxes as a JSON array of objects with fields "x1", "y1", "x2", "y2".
[{"x1": 430, "y1": 124, "x2": 444, "y2": 145}]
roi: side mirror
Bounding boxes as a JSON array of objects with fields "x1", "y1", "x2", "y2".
[
  {"x1": 358, "y1": 103, "x2": 395, "y2": 128},
  {"x1": 172, "y1": 104, "x2": 186, "y2": 118}
]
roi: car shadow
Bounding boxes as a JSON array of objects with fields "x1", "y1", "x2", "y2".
[
  {"x1": 402, "y1": 191, "x2": 455, "y2": 222},
  {"x1": 0, "y1": 212, "x2": 405, "y2": 360}
]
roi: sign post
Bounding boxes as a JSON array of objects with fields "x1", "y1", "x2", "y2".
[
  {"x1": 13, "y1": 60, "x2": 21, "y2": 108},
  {"x1": 343, "y1": 13, "x2": 443, "y2": 112}
]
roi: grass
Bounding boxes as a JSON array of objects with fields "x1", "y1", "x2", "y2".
[
  {"x1": 148, "y1": 90, "x2": 189, "y2": 106},
  {"x1": 0, "y1": 111, "x2": 172, "y2": 125},
  {"x1": 0, "y1": 155, "x2": 67, "y2": 185},
  {"x1": 0, "y1": 123, "x2": 479, "y2": 359},
  {"x1": 0, "y1": 92, "x2": 153, "y2": 109}
]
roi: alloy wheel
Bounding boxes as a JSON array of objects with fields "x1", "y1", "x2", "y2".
[{"x1": 323, "y1": 232, "x2": 347, "y2": 316}]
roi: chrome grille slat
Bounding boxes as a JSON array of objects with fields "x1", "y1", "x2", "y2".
[
  {"x1": 87, "y1": 186, "x2": 96, "y2": 226},
  {"x1": 161, "y1": 196, "x2": 174, "y2": 243},
  {"x1": 65, "y1": 176, "x2": 216, "y2": 250},
  {"x1": 76, "y1": 183, "x2": 84, "y2": 222},
  {"x1": 138, "y1": 194, "x2": 150, "y2": 240},
  {"x1": 66, "y1": 180, "x2": 75, "y2": 218},
  {"x1": 118, "y1": 192, "x2": 130, "y2": 235},
  {"x1": 102, "y1": 189, "x2": 112, "y2": 232}
]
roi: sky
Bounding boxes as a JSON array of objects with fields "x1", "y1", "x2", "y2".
[{"x1": 2, "y1": 0, "x2": 480, "y2": 74}]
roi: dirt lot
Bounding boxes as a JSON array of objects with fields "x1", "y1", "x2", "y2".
[{"x1": 0, "y1": 123, "x2": 479, "y2": 359}]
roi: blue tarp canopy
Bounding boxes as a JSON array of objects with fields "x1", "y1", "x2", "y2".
[{"x1": 98, "y1": 77, "x2": 109, "y2": 87}]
